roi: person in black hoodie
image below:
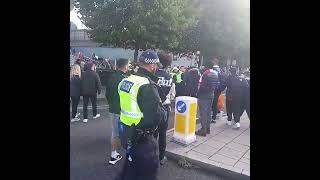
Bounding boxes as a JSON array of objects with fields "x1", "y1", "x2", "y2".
[
  {"x1": 226, "y1": 67, "x2": 249, "y2": 129},
  {"x1": 154, "y1": 51, "x2": 175, "y2": 165},
  {"x1": 184, "y1": 67, "x2": 201, "y2": 97},
  {"x1": 70, "y1": 64, "x2": 81, "y2": 122},
  {"x1": 81, "y1": 62, "x2": 102, "y2": 123},
  {"x1": 105, "y1": 58, "x2": 129, "y2": 165}
]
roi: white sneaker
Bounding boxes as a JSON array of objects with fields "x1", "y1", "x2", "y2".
[
  {"x1": 93, "y1": 114, "x2": 100, "y2": 119},
  {"x1": 71, "y1": 117, "x2": 80, "y2": 122},
  {"x1": 233, "y1": 122, "x2": 240, "y2": 129},
  {"x1": 219, "y1": 111, "x2": 224, "y2": 119},
  {"x1": 226, "y1": 121, "x2": 232, "y2": 126},
  {"x1": 83, "y1": 119, "x2": 88, "y2": 123},
  {"x1": 109, "y1": 154, "x2": 122, "y2": 165},
  {"x1": 75, "y1": 113, "x2": 80, "y2": 118}
]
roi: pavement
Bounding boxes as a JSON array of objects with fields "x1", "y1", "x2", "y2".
[
  {"x1": 71, "y1": 94, "x2": 250, "y2": 179},
  {"x1": 165, "y1": 113, "x2": 250, "y2": 179},
  {"x1": 70, "y1": 101, "x2": 232, "y2": 180}
]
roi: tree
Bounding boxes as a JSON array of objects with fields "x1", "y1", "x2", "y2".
[
  {"x1": 197, "y1": 0, "x2": 250, "y2": 66},
  {"x1": 171, "y1": 20, "x2": 200, "y2": 54},
  {"x1": 75, "y1": 0, "x2": 197, "y2": 61}
]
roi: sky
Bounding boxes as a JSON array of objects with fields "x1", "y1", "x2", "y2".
[{"x1": 70, "y1": 8, "x2": 87, "y2": 29}]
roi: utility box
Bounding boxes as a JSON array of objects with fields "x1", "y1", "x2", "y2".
[{"x1": 172, "y1": 96, "x2": 197, "y2": 145}]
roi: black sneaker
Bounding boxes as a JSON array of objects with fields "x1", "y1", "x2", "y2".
[
  {"x1": 195, "y1": 130, "x2": 206, "y2": 137},
  {"x1": 160, "y1": 156, "x2": 167, "y2": 165},
  {"x1": 108, "y1": 154, "x2": 122, "y2": 165}
]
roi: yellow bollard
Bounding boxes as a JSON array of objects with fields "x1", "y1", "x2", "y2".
[{"x1": 172, "y1": 96, "x2": 197, "y2": 145}]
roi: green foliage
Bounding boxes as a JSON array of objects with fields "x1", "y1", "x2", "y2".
[
  {"x1": 75, "y1": 0, "x2": 198, "y2": 61},
  {"x1": 74, "y1": 0, "x2": 250, "y2": 66}
]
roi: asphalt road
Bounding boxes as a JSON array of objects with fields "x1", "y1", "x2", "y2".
[{"x1": 70, "y1": 101, "x2": 230, "y2": 180}]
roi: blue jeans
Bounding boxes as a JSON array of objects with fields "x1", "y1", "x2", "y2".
[{"x1": 198, "y1": 98, "x2": 213, "y2": 132}]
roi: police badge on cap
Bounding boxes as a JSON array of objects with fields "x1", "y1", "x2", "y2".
[{"x1": 139, "y1": 50, "x2": 163, "y2": 68}]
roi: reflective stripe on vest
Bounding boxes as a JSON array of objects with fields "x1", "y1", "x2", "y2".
[{"x1": 118, "y1": 75, "x2": 150, "y2": 126}]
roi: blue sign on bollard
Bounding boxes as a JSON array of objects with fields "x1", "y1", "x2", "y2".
[{"x1": 176, "y1": 101, "x2": 187, "y2": 113}]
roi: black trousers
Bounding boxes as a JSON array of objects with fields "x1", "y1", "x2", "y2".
[
  {"x1": 71, "y1": 96, "x2": 80, "y2": 118},
  {"x1": 226, "y1": 96, "x2": 242, "y2": 123},
  {"x1": 154, "y1": 105, "x2": 170, "y2": 161},
  {"x1": 116, "y1": 135, "x2": 159, "y2": 180},
  {"x1": 175, "y1": 83, "x2": 185, "y2": 97},
  {"x1": 83, "y1": 95, "x2": 97, "y2": 119},
  {"x1": 211, "y1": 91, "x2": 221, "y2": 120},
  {"x1": 240, "y1": 93, "x2": 250, "y2": 120}
]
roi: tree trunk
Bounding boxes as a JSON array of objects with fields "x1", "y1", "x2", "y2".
[{"x1": 134, "y1": 44, "x2": 139, "y2": 62}]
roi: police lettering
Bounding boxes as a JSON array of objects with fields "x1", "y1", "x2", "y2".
[{"x1": 120, "y1": 80, "x2": 134, "y2": 93}]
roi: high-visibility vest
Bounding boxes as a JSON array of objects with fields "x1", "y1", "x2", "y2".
[
  {"x1": 175, "y1": 71, "x2": 183, "y2": 83},
  {"x1": 118, "y1": 75, "x2": 150, "y2": 126}
]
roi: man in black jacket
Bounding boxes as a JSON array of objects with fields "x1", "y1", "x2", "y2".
[
  {"x1": 226, "y1": 67, "x2": 249, "y2": 129},
  {"x1": 196, "y1": 62, "x2": 219, "y2": 136},
  {"x1": 81, "y1": 62, "x2": 102, "y2": 123},
  {"x1": 116, "y1": 50, "x2": 165, "y2": 180},
  {"x1": 105, "y1": 58, "x2": 129, "y2": 165}
]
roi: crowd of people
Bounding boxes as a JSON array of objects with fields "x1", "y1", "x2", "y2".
[{"x1": 70, "y1": 49, "x2": 250, "y2": 180}]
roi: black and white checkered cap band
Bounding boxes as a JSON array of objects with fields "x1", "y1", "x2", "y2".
[{"x1": 144, "y1": 58, "x2": 160, "y2": 64}]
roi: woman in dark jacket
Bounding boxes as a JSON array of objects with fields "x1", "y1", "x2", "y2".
[{"x1": 70, "y1": 64, "x2": 81, "y2": 122}]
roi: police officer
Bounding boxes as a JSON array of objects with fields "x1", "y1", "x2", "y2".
[
  {"x1": 173, "y1": 67, "x2": 185, "y2": 97},
  {"x1": 154, "y1": 51, "x2": 175, "y2": 165},
  {"x1": 116, "y1": 50, "x2": 165, "y2": 180},
  {"x1": 226, "y1": 67, "x2": 249, "y2": 129}
]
